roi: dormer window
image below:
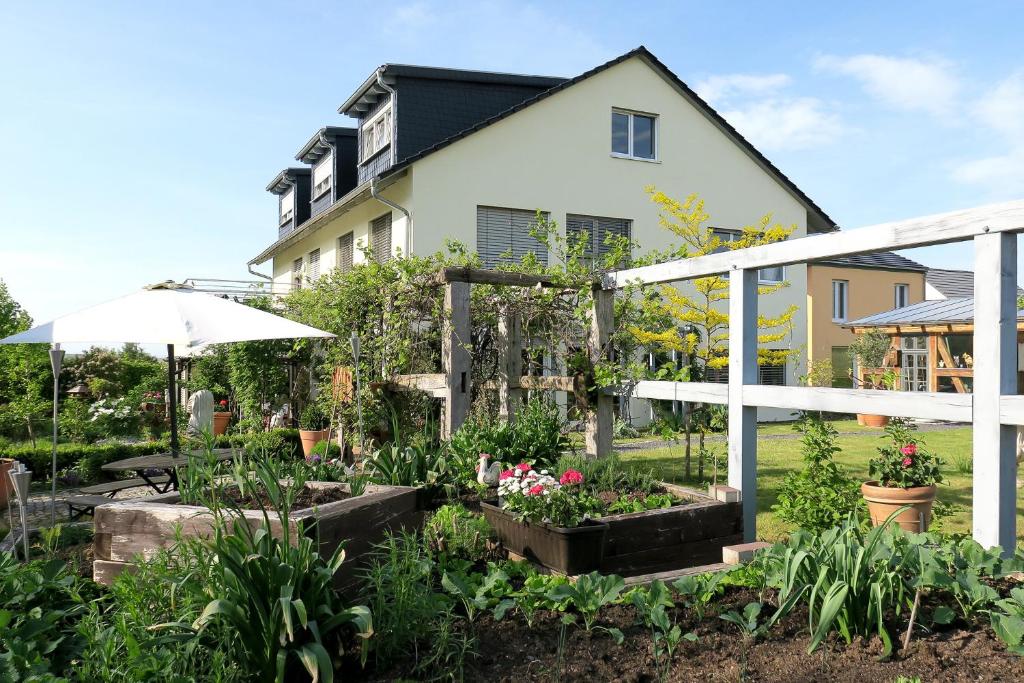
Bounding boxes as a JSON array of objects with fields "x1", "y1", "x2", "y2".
[
  {"x1": 312, "y1": 154, "x2": 333, "y2": 200},
  {"x1": 361, "y1": 105, "x2": 392, "y2": 162},
  {"x1": 279, "y1": 189, "x2": 295, "y2": 225}
]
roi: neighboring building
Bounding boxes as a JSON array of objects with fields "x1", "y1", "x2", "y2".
[
  {"x1": 806, "y1": 253, "x2": 927, "y2": 387},
  {"x1": 925, "y1": 268, "x2": 975, "y2": 300}
]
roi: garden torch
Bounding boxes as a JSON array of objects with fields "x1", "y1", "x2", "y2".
[
  {"x1": 350, "y1": 332, "x2": 364, "y2": 454},
  {"x1": 9, "y1": 463, "x2": 32, "y2": 560}
]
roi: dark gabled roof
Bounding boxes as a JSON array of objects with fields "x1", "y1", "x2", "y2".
[
  {"x1": 376, "y1": 46, "x2": 838, "y2": 233},
  {"x1": 926, "y1": 268, "x2": 975, "y2": 298},
  {"x1": 295, "y1": 126, "x2": 357, "y2": 164},
  {"x1": 265, "y1": 167, "x2": 310, "y2": 195},
  {"x1": 339, "y1": 64, "x2": 567, "y2": 115},
  {"x1": 814, "y1": 252, "x2": 927, "y2": 272},
  {"x1": 848, "y1": 297, "x2": 1024, "y2": 327}
]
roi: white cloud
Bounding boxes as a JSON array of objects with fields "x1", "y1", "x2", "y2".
[
  {"x1": 815, "y1": 53, "x2": 959, "y2": 116},
  {"x1": 721, "y1": 97, "x2": 845, "y2": 151},
  {"x1": 974, "y1": 70, "x2": 1024, "y2": 143},
  {"x1": 951, "y1": 71, "x2": 1024, "y2": 197},
  {"x1": 695, "y1": 73, "x2": 791, "y2": 104}
]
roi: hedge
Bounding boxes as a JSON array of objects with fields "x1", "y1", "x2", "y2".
[{"x1": 0, "y1": 429, "x2": 302, "y2": 484}]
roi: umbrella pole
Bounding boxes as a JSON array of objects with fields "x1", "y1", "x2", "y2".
[
  {"x1": 48, "y1": 345, "x2": 64, "y2": 527},
  {"x1": 167, "y1": 344, "x2": 179, "y2": 456}
]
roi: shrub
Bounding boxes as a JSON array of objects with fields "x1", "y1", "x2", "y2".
[
  {"x1": 449, "y1": 397, "x2": 569, "y2": 470},
  {"x1": 772, "y1": 415, "x2": 864, "y2": 534}
]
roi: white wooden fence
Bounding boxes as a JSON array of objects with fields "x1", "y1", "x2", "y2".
[{"x1": 597, "y1": 199, "x2": 1024, "y2": 551}]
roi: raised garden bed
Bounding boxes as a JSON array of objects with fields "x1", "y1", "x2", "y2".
[
  {"x1": 483, "y1": 483, "x2": 742, "y2": 576},
  {"x1": 92, "y1": 481, "x2": 420, "y2": 591}
]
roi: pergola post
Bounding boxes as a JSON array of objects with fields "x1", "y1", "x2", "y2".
[
  {"x1": 586, "y1": 287, "x2": 613, "y2": 458},
  {"x1": 497, "y1": 305, "x2": 523, "y2": 421},
  {"x1": 442, "y1": 281, "x2": 471, "y2": 439},
  {"x1": 972, "y1": 232, "x2": 1018, "y2": 552},
  {"x1": 728, "y1": 269, "x2": 758, "y2": 542}
]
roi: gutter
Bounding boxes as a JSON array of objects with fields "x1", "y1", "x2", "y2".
[
  {"x1": 248, "y1": 263, "x2": 272, "y2": 280},
  {"x1": 371, "y1": 178, "x2": 412, "y2": 256},
  {"x1": 369, "y1": 69, "x2": 413, "y2": 255}
]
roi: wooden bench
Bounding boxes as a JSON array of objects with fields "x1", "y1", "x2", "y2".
[
  {"x1": 65, "y1": 495, "x2": 124, "y2": 520},
  {"x1": 79, "y1": 476, "x2": 170, "y2": 497}
]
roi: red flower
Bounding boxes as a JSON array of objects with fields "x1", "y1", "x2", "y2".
[
  {"x1": 559, "y1": 469, "x2": 583, "y2": 486},
  {"x1": 515, "y1": 463, "x2": 532, "y2": 473},
  {"x1": 902, "y1": 457, "x2": 913, "y2": 468},
  {"x1": 900, "y1": 443, "x2": 917, "y2": 456},
  {"x1": 527, "y1": 484, "x2": 545, "y2": 496},
  {"x1": 499, "y1": 469, "x2": 515, "y2": 481}
]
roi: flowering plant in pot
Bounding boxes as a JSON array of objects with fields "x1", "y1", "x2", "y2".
[
  {"x1": 498, "y1": 464, "x2": 602, "y2": 527},
  {"x1": 862, "y1": 418, "x2": 943, "y2": 532},
  {"x1": 212, "y1": 399, "x2": 231, "y2": 436}
]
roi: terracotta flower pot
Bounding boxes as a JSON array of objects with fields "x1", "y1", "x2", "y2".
[
  {"x1": 212, "y1": 412, "x2": 231, "y2": 436},
  {"x1": 299, "y1": 429, "x2": 329, "y2": 457},
  {"x1": 858, "y1": 414, "x2": 890, "y2": 428},
  {"x1": 0, "y1": 458, "x2": 15, "y2": 508},
  {"x1": 861, "y1": 481, "x2": 937, "y2": 532}
]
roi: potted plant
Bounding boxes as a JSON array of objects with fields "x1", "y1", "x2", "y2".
[
  {"x1": 861, "y1": 418, "x2": 943, "y2": 532},
  {"x1": 481, "y1": 463, "x2": 608, "y2": 574},
  {"x1": 299, "y1": 403, "x2": 329, "y2": 457},
  {"x1": 849, "y1": 329, "x2": 894, "y2": 427},
  {"x1": 212, "y1": 399, "x2": 231, "y2": 436}
]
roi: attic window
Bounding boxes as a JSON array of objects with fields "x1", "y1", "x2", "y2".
[
  {"x1": 312, "y1": 154, "x2": 333, "y2": 200},
  {"x1": 279, "y1": 189, "x2": 295, "y2": 225},
  {"x1": 362, "y1": 105, "x2": 392, "y2": 162},
  {"x1": 611, "y1": 109, "x2": 657, "y2": 160}
]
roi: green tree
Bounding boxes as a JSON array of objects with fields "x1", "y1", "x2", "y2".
[{"x1": 0, "y1": 280, "x2": 51, "y2": 444}]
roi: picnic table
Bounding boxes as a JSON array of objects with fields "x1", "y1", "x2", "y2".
[{"x1": 101, "y1": 448, "x2": 235, "y2": 493}]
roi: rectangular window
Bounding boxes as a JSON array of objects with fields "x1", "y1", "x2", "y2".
[
  {"x1": 831, "y1": 346, "x2": 853, "y2": 388},
  {"x1": 894, "y1": 283, "x2": 909, "y2": 309},
  {"x1": 371, "y1": 213, "x2": 392, "y2": 263},
  {"x1": 758, "y1": 359, "x2": 786, "y2": 386},
  {"x1": 279, "y1": 189, "x2": 295, "y2": 225},
  {"x1": 832, "y1": 280, "x2": 848, "y2": 322},
  {"x1": 476, "y1": 206, "x2": 550, "y2": 269},
  {"x1": 566, "y1": 214, "x2": 631, "y2": 266},
  {"x1": 336, "y1": 232, "x2": 354, "y2": 272},
  {"x1": 292, "y1": 257, "x2": 304, "y2": 289},
  {"x1": 712, "y1": 228, "x2": 785, "y2": 283},
  {"x1": 307, "y1": 249, "x2": 320, "y2": 280},
  {"x1": 362, "y1": 105, "x2": 392, "y2": 162},
  {"x1": 611, "y1": 109, "x2": 657, "y2": 160},
  {"x1": 312, "y1": 155, "x2": 333, "y2": 200}
]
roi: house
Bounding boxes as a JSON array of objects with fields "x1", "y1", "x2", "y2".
[
  {"x1": 925, "y1": 267, "x2": 1024, "y2": 301},
  {"x1": 806, "y1": 253, "x2": 928, "y2": 387},
  {"x1": 247, "y1": 46, "x2": 924, "y2": 417}
]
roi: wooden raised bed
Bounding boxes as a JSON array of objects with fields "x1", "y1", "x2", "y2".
[
  {"x1": 92, "y1": 482, "x2": 420, "y2": 591},
  {"x1": 484, "y1": 483, "x2": 742, "y2": 577}
]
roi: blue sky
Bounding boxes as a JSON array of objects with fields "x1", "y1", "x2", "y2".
[{"x1": 2, "y1": 1, "x2": 1023, "y2": 325}]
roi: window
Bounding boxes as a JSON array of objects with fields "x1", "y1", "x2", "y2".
[
  {"x1": 758, "y1": 359, "x2": 786, "y2": 386},
  {"x1": 307, "y1": 249, "x2": 320, "y2": 280},
  {"x1": 337, "y1": 232, "x2": 354, "y2": 272},
  {"x1": 566, "y1": 214, "x2": 631, "y2": 266},
  {"x1": 476, "y1": 206, "x2": 550, "y2": 269},
  {"x1": 371, "y1": 213, "x2": 392, "y2": 263},
  {"x1": 312, "y1": 155, "x2": 333, "y2": 200},
  {"x1": 611, "y1": 109, "x2": 657, "y2": 160},
  {"x1": 832, "y1": 280, "x2": 848, "y2": 322},
  {"x1": 362, "y1": 105, "x2": 392, "y2": 161},
  {"x1": 831, "y1": 346, "x2": 853, "y2": 388},
  {"x1": 711, "y1": 228, "x2": 785, "y2": 283},
  {"x1": 894, "y1": 283, "x2": 909, "y2": 309},
  {"x1": 279, "y1": 189, "x2": 295, "y2": 225},
  {"x1": 292, "y1": 257, "x2": 304, "y2": 289}
]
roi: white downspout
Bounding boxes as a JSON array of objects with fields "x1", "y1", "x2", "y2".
[{"x1": 369, "y1": 70, "x2": 413, "y2": 256}]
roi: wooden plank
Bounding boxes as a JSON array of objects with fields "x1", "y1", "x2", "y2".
[
  {"x1": 728, "y1": 269, "x2": 757, "y2": 542},
  {"x1": 496, "y1": 306, "x2": 523, "y2": 420},
  {"x1": 741, "y1": 385, "x2": 973, "y2": 422},
  {"x1": 519, "y1": 375, "x2": 575, "y2": 392},
  {"x1": 606, "y1": 380, "x2": 728, "y2": 405},
  {"x1": 437, "y1": 266, "x2": 570, "y2": 288},
  {"x1": 621, "y1": 562, "x2": 731, "y2": 587},
  {"x1": 603, "y1": 199, "x2": 1024, "y2": 289},
  {"x1": 934, "y1": 337, "x2": 967, "y2": 393},
  {"x1": 80, "y1": 476, "x2": 170, "y2": 495},
  {"x1": 442, "y1": 281, "x2": 471, "y2": 438},
  {"x1": 602, "y1": 501, "x2": 742, "y2": 556},
  {"x1": 600, "y1": 534, "x2": 743, "y2": 575},
  {"x1": 999, "y1": 395, "x2": 1024, "y2": 426},
  {"x1": 972, "y1": 232, "x2": 1018, "y2": 552},
  {"x1": 387, "y1": 373, "x2": 447, "y2": 397},
  {"x1": 585, "y1": 287, "x2": 613, "y2": 458},
  {"x1": 927, "y1": 334, "x2": 939, "y2": 392}
]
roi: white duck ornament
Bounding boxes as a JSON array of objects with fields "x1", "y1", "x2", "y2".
[{"x1": 476, "y1": 453, "x2": 502, "y2": 487}]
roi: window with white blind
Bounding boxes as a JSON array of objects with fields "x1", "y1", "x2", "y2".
[
  {"x1": 566, "y1": 214, "x2": 631, "y2": 266},
  {"x1": 476, "y1": 206, "x2": 549, "y2": 269},
  {"x1": 711, "y1": 228, "x2": 785, "y2": 283},
  {"x1": 705, "y1": 356, "x2": 786, "y2": 386},
  {"x1": 362, "y1": 105, "x2": 392, "y2": 162},
  {"x1": 308, "y1": 249, "x2": 320, "y2": 280},
  {"x1": 337, "y1": 232, "x2": 354, "y2": 272},
  {"x1": 832, "y1": 280, "x2": 849, "y2": 322},
  {"x1": 371, "y1": 213, "x2": 392, "y2": 262},
  {"x1": 292, "y1": 257, "x2": 304, "y2": 289},
  {"x1": 894, "y1": 283, "x2": 909, "y2": 309},
  {"x1": 280, "y1": 189, "x2": 295, "y2": 225},
  {"x1": 312, "y1": 155, "x2": 333, "y2": 199}
]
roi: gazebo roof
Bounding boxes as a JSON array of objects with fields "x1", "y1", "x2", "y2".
[{"x1": 847, "y1": 297, "x2": 1024, "y2": 331}]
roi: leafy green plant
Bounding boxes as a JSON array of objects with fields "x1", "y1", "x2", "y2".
[
  {"x1": 364, "y1": 441, "x2": 460, "y2": 497},
  {"x1": 449, "y1": 397, "x2": 570, "y2": 470},
  {"x1": 546, "y1": 572, "x2": 625, "y2": 640},
  {"x1": 868, "y1": 418, "x2": 943, "y2": 488},
  {"x1": 630, "y1": 580, "x2": 696, "y2": 681},
  {"x1": 606, "y1": 492, "x2": 677, "y2": 514},
  {"x1": 424, "y1": 504, "x2": 494, "y2": 565},
  {"x1": 299, "y1": 403, "x2": 328, "y2": 431},
  {"x1": 672, "y1": 571, "x2": 726, "y2": 620},
  {"x1": 990, "y1": 587, "x2": 1024, "y2": 655},
  {"x1": 719, "y1": 601, "x2": 768, "y2": 639}
]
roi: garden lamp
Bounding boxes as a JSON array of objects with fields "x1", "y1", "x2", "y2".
[
  {"x1": 9, "y1": 463, "x2": 32, "y2": 560},
  {"x1": 48, "y1": 345, "x2": 63, "y2": 526},
  {"x1": 350, "y1": 332, "x2": 364, "y2": 454}
]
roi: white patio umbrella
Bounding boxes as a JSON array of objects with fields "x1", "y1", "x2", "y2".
[{"x1": 0, "y1": 281, "x2": 335, "y2": 523}]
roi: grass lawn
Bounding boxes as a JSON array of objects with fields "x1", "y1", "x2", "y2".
[{"x1": 620, "y1": 423, "x2": 1024, "y2": 545}]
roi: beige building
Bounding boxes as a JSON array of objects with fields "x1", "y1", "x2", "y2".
[{"x1": 806, "y1": 255, "x2": 927, "y2": 387}]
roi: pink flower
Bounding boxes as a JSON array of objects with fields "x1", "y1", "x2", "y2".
[
  {"x1": 527, "y1": 484, "x2": 545, "y2": 496},
  {"x1": 559, "y1": 469, "x2": 584, "y2": 486},
  {"x1": 902, "y1": 457, "x2": 913, "y2": 468},
  {"x1": 499, "y1": 469, "x2": 515, "y2": 481},
  {"x1": 515, "y1": 463, "x2": 532, "y2": 473},
  {"x1": 900, "y1": 443, "x2": 917, "y2": 456}
]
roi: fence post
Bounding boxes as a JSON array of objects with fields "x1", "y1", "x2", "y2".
[
  {"x1": 972, "y1": 232, "x2": 1017, "y2": 552},
  {"x1": 728, "y1": 269, "x2": 758, "y2": 542},
  {"x1": 497, "y1": 305, "x2": 523, "y2": 421},
  {"x1": 442, "y1": 281, "x2": 471, "y2": 439},
  {"x1": 586, "y1": 286, "x2": 613, "y2": 458}
]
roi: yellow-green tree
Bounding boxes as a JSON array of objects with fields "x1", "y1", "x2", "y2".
[{"x1": 631, "y1": 189, "x2": 799, "y2": 478}]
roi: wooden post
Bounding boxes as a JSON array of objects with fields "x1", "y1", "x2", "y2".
[
  {"x1": 442, "y1": 281, "x2": 471, "y2": 439},
  {"x1": 927, "y1": 334, "x2": 939, "y2": 392},
  {"x1": 497, "y1": 305, "x2": 523, "y2": 421},
  {"x1": 585, "y1": 287, "x2": 613, "y2": 458},
  {"x1": 728, "y1": 269, "x2": 758, "y2": 542},
  {"x1": 972, "y1": 232, "x2": 1017, "y2": 552}
]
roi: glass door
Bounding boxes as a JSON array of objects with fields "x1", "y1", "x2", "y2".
[{"x1": 900, "y1": 336, "x2": 928, "y2": 391}]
